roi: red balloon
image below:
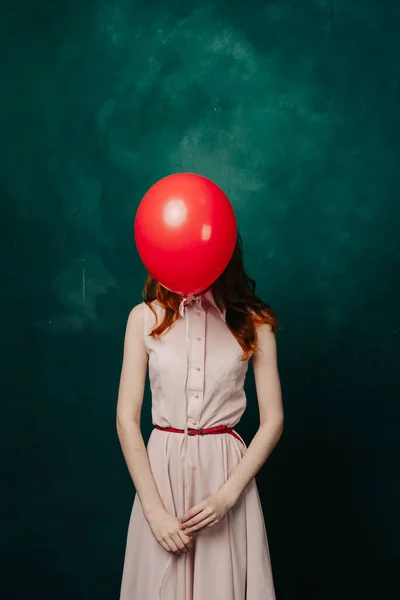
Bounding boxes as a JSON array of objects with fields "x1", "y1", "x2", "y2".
[{"x1": 134, "y1": 173, "x2": 237, "y2": 296}]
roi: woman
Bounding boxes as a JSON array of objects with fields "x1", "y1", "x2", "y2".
[{"x1": 117, "y1": 234, "x2": 284, "y2": 599}]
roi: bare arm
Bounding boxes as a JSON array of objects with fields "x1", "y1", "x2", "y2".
[
  {"x1": 116, "y1": 303, "x2": 165, "y2": 521},
  {"x1": 220, "y1": 323, "x2": 284, "y2": 506}
]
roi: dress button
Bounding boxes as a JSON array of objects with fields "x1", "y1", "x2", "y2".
[
  {"x1": 196, "y1": 367, "x2": 200, "y2": 371},
  {"x1": 194, "y1": 393, "x2": 199, "y2": 398},
  {"x1": 196, "y1": 312, "x2": 201, "y2": 316},
  {"x1": 197, "y1": 336, "x2": 201, "y2": 341}
]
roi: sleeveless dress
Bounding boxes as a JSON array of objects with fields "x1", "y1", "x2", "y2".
[{"x1": 119, "y1": 290, "x2": 276, "y2": 600}]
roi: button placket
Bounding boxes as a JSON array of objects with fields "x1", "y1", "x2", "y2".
[{"x1": 187, "y1": 300, "x2": 206, "y2": 426}]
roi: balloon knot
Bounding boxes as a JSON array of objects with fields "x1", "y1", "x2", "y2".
[{"x1": 179, "y1": 294, "x2": 196, "y2": 317}]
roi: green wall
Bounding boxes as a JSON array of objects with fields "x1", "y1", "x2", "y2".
[{"x1": 2, "y1": 0, "x2": 399, "y2": 598}]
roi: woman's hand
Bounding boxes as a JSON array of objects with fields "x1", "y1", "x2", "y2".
[
  {"x1": 178, "y1": 489, "x2": 234, "y2": 534},
  {"x1": 147, "y1": 507, "x2": 194, "y2": 555}
]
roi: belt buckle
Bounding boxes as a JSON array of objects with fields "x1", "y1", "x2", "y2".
[{"x1": 188, "y1": 427, "x2": 204, "y2": 436}]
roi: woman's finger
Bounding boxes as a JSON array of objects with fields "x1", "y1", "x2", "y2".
[
  {"x1": 179, "y1": 502, "x2": 206, "y2": 524},
  {"x1": 171, "y1": 532, "x2": 186, "y2": 553},
  {"x1": 177, "y1": 529, "x2": 193, "y2": 550},
  {"x1": 166, "y1": 537, "x2": 180, "y2": 554},
  {"x1": 181, "y1": 509, "x2": 210, "y2": 530},
  {"x1": 205, "y1": 519, "x2": 219, "y2": 529},
  {"x1": 159, "y1": 539, "x2": 172, "y2": 553},
  {"x1": 185, "y1": 514, "x2": 215, "y2": 534}
]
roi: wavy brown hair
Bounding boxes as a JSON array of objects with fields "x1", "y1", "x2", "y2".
[{"x1": 143, "y1": 233, "x2": 278, "y2": 360}]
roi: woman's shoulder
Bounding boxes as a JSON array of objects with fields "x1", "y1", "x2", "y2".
[
  {"x1": 126, "y1": 301, "x2": 162, "y2": 335},
  {"x1": 140, "y1": 299, "x2": 168, "y2": 330},
  {"x1": 143, "y1": 298, "x2": 165, "y2": 314},
  {"x1": 127, "y1": 302, "x2": 145, "y2": 325},
  {"x1": 247, "y1": 304, "x2": 277, "y2": 334},
  {"x1": 131, "y1": 299, "x2": 161, "y2": 311}
]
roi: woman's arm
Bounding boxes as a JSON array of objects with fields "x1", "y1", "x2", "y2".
[
  {"x1": 116, "y1": 304, "x2": 165, "y2": 520},
  {"x1": 220, "y1": 322, "x2": 284, "y2": 506}
]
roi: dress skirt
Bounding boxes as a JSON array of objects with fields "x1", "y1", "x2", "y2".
[{"x1": 119, "y1": 427, "x2": 276, "y2": 600}]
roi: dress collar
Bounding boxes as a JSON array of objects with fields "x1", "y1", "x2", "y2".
[
  {"x1": 179, "y1": 288, "x2": 226, "y2": 322},
  {"x1": 200, "y1": 289, "x2": 226, "y2": 322}
]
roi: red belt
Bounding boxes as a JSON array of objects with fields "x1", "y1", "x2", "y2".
[{"x1": 154, "y1": 424, "x2": 244, "y2": 445}]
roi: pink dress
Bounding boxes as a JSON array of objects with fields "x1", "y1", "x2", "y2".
[{"x1": 119, "y1": 289, "x2": 276, "y2": 600}]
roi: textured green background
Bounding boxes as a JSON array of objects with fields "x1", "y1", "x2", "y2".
[{"x1": 1, "y1": 0, "x2": 399, "y2": 598}]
